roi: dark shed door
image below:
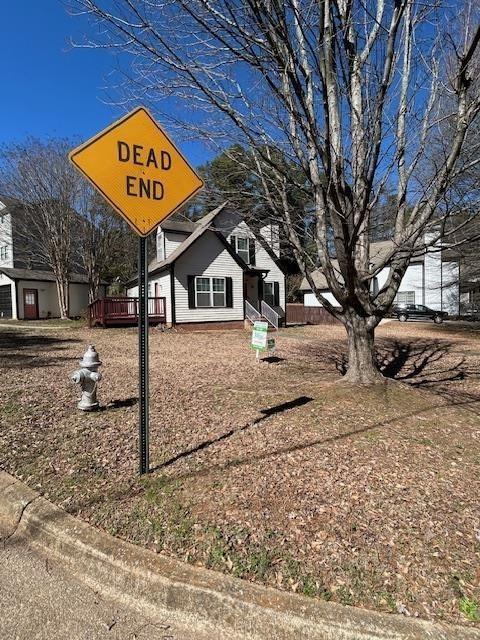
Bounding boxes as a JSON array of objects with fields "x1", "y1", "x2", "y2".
[{"x1": 0, "y1": 285, "x2": 12, "y2": 318}]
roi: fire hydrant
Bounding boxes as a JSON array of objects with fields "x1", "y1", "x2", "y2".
[{"x1": 71, "y1": 345, "x2": 102, "y2": 411}]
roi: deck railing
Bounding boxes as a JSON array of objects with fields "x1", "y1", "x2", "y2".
[
  {"x1": 261, "y1": 300, "x2": 280, "y2": 330},
  {"x1": 88, "y1": 296, "x2": 166, "y2": 327},
  {"x1": 245, "y1": 300, "x2": 262, "y2": 324}
]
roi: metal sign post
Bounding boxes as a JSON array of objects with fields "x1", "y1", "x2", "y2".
[
  {"x1": 69, "y1": 106, "x2": 204, "y2": 477},
  {"x1": 138, "y1": 236, "x2": 149, "y2": 474}
]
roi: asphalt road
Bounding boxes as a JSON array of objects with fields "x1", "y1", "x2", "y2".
[{"x1": 0, "y1": 535, "x2": 213, "y2": 640}]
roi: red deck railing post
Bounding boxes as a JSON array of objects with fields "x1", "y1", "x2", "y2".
[{"x1": 87, "y1": 296, "x2": 166, "y2": 327}]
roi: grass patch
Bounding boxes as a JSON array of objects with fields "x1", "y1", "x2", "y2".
[
  {"x1": 460, "y1": 598, "x2": 480, "y2": 622},
  {"x1": 1, "y1": 390, "x2": 22, "y2": 417}
]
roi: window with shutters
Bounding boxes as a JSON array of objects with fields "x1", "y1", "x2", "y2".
[{"x1": 195, "y1": 276, "x2": 226, "y2": 307}]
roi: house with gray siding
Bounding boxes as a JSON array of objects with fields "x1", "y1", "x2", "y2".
[{"x1": 126, "y1": 203, "x2": 286, "y2": 329}]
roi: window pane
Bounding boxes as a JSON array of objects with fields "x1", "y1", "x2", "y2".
[
  {"x1": 196, "y1": 292, "x2": 211, "y2": 307},
  {"x1": 213, "y1": 292, "x2": 225, "y2": 307},
  {"x1": 264, "y1": 282, "x2": 274, "y2": 306},
  {"x1": 238, "y1": 249, "x2": 249, "y2": 263},
  {"x1": 213, "y1": 278, "x2": 225, "y2": 292},
  {"x1": 196, "y1": 277, "x2": 210, "y2": 292},
  {"x1": 236, "y1": 237, "x2": 249, "y2": 263}
]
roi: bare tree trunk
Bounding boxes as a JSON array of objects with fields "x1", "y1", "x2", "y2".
[
  {"x1": 56, "y1": 278, "x2": 69, "y2": 319},
  {"x1": 343, "y1": 313, "x2": 382, "y2": 384},
  {"x1": 89, "y1": 271, "x2": 100, "y2": 303}
]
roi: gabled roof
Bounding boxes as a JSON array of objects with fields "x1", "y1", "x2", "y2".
[
  {"x1": 128, "y1": 202, "x2": 249, "y2": 285},
  {"x1": 159, "y1": 218, "x2": 197, "y2": 234},
  {"x1": 148, "y1": 203, "x2": 229, "y2": 275},
  {"x1": 127, "y1": 202, "x2": 287, "y2": 286},
  {"x1": 0, "y1": 267, "x2": 93, "y2": 284}
]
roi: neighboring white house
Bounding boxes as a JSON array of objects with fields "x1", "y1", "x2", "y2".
[
  {"x1": 301, "y1": 239, "x2": 460, "y2": 315},
  {"x1": 126, "y1": 203, "x2": 286, "y2": 329},
  {"x1": 0, "y1": 196, "x2": 104, "y2": 320}
]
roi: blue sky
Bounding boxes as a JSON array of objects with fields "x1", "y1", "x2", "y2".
[{"x1": 0, "y1": 0, "x2": 211, "y2": 167}]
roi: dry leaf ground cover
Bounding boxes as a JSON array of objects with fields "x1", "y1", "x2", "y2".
[{"x1": 1, "y1": 320, "x2": 479, "y2": 627}]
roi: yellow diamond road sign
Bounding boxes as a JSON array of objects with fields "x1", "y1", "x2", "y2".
[{"x1": 69, "y1": 107, "x2": 204, "y2": 237}]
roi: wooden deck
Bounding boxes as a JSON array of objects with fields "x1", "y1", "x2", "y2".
[{"x1": 88, "y1": 297, "x2": 167, "y2": 327}]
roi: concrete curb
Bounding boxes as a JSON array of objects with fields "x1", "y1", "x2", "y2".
[{"x1": 1, "y1": 470, "x2": 478, "y2": 640}]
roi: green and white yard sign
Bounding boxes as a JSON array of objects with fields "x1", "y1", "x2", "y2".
[{"x1": 251, "y1": 321, "x2": 269, "y2": 351}]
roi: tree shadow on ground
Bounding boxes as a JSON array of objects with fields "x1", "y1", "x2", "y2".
[
  {"x1": 151, "y1": 395, "x2": 313, "y2": 472},
  {"x1": 324, "y1": 337, "x2": 480, "y2": 417},
  {"x1": 0, "y1": 330, "x2": 81, "y2": 369},
  {"x1": 326, "y1": 338, "x2": 468, "y2": 386}
]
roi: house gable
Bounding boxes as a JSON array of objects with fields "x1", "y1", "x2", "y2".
[{"x1": 174, "y1": 230, "x2": 245, "y2": 323}]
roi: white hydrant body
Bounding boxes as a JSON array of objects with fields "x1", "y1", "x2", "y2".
[{"x1": 71, "y1": 345, "x2": 102, "y2": 411}]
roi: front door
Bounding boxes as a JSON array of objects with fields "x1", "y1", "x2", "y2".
[
  {"x1": 245, "y1": 274, "x2": 260, "y2": 308},
  {"x1": 23, "y1": 289, "x2": 39, "y2": 320}
]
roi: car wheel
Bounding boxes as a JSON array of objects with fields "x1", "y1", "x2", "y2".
[
  {"x1": 434, "y1": 315, "x2": 443, "y2": 324},
  {"x1": 398, "y1": 314, "x2": 407, "y2": 322}
]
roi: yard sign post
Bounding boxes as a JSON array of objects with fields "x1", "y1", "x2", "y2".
[
  {"x1": 69, "y1": 107, "x2": 204, "y2": 475},
  {"x1": 251, "y1": 320, "x2": 269, "y2": 361}
]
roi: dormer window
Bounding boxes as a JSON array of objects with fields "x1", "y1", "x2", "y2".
[
  {"x1": 236, "y1": 236, "x2": 249, "y2": 263},
  {"x1": 230, "y1": 235, "x2": 255, "y2": 265}
]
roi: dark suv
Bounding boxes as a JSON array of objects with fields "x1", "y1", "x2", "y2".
[{"x1": 392, "y1": 304, "x2": 448, "y2": 324}]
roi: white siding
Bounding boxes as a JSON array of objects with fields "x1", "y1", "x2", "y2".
[
  {"x1": 69, "y1": 283, "x2": 94, "y2": 317},
  {"x1": 174, "y1": 231, "x2": 244, "y2": 323},
  {"x1": 255, "y1": 242, "x2": 286, "y2": 312},
  {"x1": 424, "y1": 249, "x2": 442, "y2": 310},
  {"x1": 17, "y1": 280, "x2": 59, "y2": 319},
  {"x1": 152, "y1": 271, "x2": 172, "y2": 323},
  {"x1": 0, "y1": 212, "x2": 14, "y2": 269},
  {"x1": 127, "y1": 271, "x2": 172, "y2": 323},
  {"x1": 376, "y1": 263, "x2": 424, "y2": 304},
  {"x1": 165, "y1": 231, "x2": 187, "y2": 258},
  {"x1": 127, "y1": 285, "x2": 139, "y2": 297},
  {"x1": 441, "y1": 261, "x2": 460, "y2": 315},
  {"x1": 260, "y1": 224, "x2": 280, "y2": 257},
  {"x1": 304, "y1": 291, "x2": 340, "y2": 307},
  {"x1": 215, "y1": 209, "x2": 286, "y2": 312}
]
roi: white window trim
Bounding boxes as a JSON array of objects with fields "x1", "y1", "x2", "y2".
[
  {"x1": 195, "y1": 276, "x2": 226, "y2": 308},
  {"x1": 233, "y1": 235, "x2": 250, "y2": 264}
]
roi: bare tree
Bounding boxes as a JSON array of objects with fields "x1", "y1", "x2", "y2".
[
  {"x1": 70, "y1": 0, "x2": 480, "y2": 382},
  {"x1": 0, "y1": 138, "x2": 79, "y2": 319},
  {"x1": 75, "y1": 182, "x2": 136, "y2": 302}
]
